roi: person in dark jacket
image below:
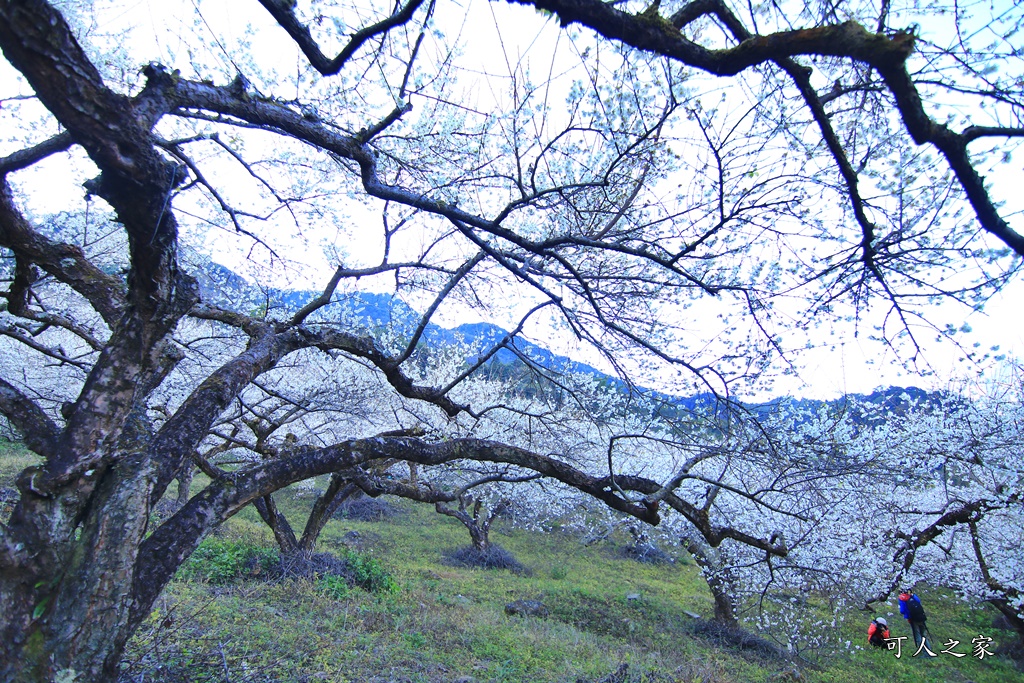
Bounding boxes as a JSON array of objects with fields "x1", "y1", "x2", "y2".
[
  {"x1": 899, "y1": 590, "x2": 936, "y2": 655},
  {"x1": 868, "y1": 617, "x2": 890, "y2": 647}
]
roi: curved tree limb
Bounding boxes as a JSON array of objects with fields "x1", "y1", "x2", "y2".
[
  {"x1": 256, "y1": 0, "x2": 427, "y2": 77},
  {"x1": 510, "y1": 0, "x2": 1023, "y2": 256},
  {"x1": 0, "y1": 377, "x2": 59, "y2": 459}
]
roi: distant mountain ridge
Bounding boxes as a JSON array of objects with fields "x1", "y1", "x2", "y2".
[
  {"x1": 196, "y1": 260, "x2": 606, "y2": 375},
  {"x1": 196, "y1": 262, "x2": 942, "y2": 418}
]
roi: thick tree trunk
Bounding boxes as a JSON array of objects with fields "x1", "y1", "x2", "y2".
[
  {"x1": 298, "y1": 476, "x2": 359, "y2": 554},
  {"x1": 682, "y1": 534, "x2": 739, "y2": 626},
  {"x1": 435, "y1": 496, "x2": 508, "y2": 553},
  {"x1": 469, "y1": 524, "x2": 491, "y2": 552},
  {"x1": 252, "y1": 476, "x2": 361, "y2": 558},
  {"x1": 0, "y1": 2, "x2": 196, "y2": 677},
  {"x1": 1, "y1": 457, "x2": 158, "y2": 682},
  {"x1": 988, "y1": 599, "x2": 1024, "y2": 656},
  {"x1": 707, "y1": 574, "x2": 739, "y2": 625},
  {"x1": 253, "y1": 493, "x2": 301, "y2": 556}
]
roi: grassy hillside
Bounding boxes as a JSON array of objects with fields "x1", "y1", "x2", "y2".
[{"x1": 1, "y1": 441, "x2": 1020, "y2": 682}]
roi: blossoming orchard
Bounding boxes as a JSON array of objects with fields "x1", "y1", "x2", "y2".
[{"x1": 0, "y1": 0, "x2": 1022, "y2": 680}]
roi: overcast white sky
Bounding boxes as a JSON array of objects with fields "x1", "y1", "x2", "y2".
[{"x1": 3, "y1": 0, "x2": 1022, "y2": 401}]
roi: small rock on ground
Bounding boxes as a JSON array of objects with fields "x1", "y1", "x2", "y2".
[{"x1": 504, "y1": 599, "x2": 548, "y2": 618}]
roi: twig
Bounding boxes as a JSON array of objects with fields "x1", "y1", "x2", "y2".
[{"x1": 218, "y1": 641, "x2": 231, "y2": 682}]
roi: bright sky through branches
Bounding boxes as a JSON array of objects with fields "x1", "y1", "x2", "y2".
[{"x1": 3, "y1": 0, "x2": 1022, "y2": 401}]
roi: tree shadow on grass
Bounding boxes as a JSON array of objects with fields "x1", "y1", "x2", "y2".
[{"x1": 441, "y1": 544, "x2": 529, "y2": 574}]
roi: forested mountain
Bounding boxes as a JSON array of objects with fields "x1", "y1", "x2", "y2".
[{"x1": 199, "y1": 261, "x2": 939, "y2": 419}]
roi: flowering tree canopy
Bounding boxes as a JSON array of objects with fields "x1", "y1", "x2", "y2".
[{"x1": 0, "y1": 0, "x2": 1021, "y2": 680}]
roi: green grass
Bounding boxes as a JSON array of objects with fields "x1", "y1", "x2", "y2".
[
  {"x1": 1, "y1": 448, "x2": 1021, "y2": 682},
  {"x1": 0, "y1": 439, "x2": 40, "y2": 523},
  {"x1": 0, "y1": 437, "x2": 40, "y2": 481},
  {"x1": 130, "y1": 486, "x2": 1022, "y2": 682},
  {"x1": 178, "y1": 538, "x2": 281, "y2": 584}
]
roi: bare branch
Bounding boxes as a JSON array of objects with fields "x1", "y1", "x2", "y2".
[
  {"x1": 0, "y1": 179, "x2": 127, "y2": 326},
  {"x1": 0, "y1": 376, "x2": 59, "y2": 458},
  {"x1": 0, "y1": 131, "x2": 74, "y2": 176},
  {"x1": 256, "y1": 0, "x2": 427, "y2": 76}
]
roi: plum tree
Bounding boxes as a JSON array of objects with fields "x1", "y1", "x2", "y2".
[{"x1": 1, "y1": 0, "x2": 1022, "y2": 680}]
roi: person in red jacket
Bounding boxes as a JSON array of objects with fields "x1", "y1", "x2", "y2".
[{"x1": 868, "y1": 617, "x2": 890, "y2": 647}]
